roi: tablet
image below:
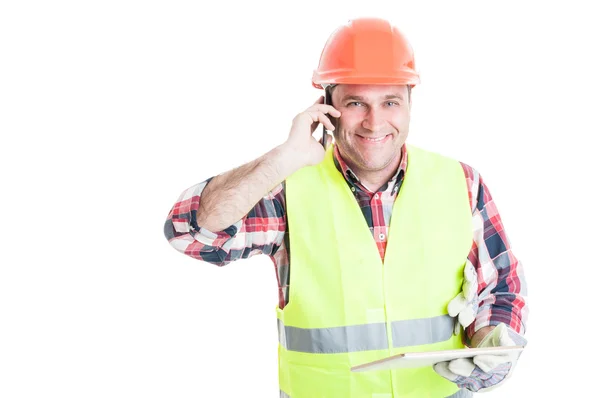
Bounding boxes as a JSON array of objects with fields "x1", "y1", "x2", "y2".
[{"x1": 351, "y1": 345, "x2": 525, "y2": 372}]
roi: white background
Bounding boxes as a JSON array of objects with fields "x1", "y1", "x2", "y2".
[{"x1": 1, "y1": 1, "x2": 598, "y2": 397}]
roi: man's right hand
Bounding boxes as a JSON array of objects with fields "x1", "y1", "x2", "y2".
[{"x1": 281, "y1": 96, "x2": 341, "y2": 168}]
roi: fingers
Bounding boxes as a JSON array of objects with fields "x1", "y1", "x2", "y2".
[
  {"x1": 305, "y1": 110, "x2": 336, "y2": 131},
  {"x1": 447, "y1": 293, "x2": 468, "y2": 317},
  {"x1": 447, "y1": 261, "x2": 479, "y2": 330},
  {"x1": 463, "y1": 261, "x2": 478, "y2": 301},
  {"x1": 306, "y1": 100, "x2": 342, "y2": 118},
  {"x1": 449, "y1": 358, "x2": 476, "y2": 377},
  {"x1": 288, "y1": 99, "x2": 341, "y2": 150},
  {"x1": 454, "y1": 317, "x2": 461, "y2": 335},
  {"x1": 458, "y1": 306, "x2": 476, "y2": 328},
  {"x1": 297, "y1": 98, "x2": 341, "y2": 134},
  {"x1": 448, "y1": 261, "x2": 478, "y2": 317},
  {"x1": 447, "y1": 291, "x2": 476, "y2": 328},
  {"x1": 473, "y1": 355, "x2": 511, "y2": 373},
  {"x1": 433, "y1": 361, "x2": 459, "y2": 381}
]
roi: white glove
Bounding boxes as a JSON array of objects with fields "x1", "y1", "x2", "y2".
[
  {"x1": 448, "y1": 260, "x2": 478, "y2": 332},
  {"x1": 433, "y1": 323, "x2": 527, "y2": 393}
]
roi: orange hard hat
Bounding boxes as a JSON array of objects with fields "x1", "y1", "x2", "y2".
[{"x1": 312, "y1": 18, "x2": 420, "y2": 89}]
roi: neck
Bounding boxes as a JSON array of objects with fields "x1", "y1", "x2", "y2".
[{"x1": 346, "y1": 152, "x2": 402, "y2": 193}]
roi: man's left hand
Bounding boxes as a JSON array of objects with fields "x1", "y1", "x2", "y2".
[{"x1": 433, "y1": 323, "x2": 527, "y2": 393}]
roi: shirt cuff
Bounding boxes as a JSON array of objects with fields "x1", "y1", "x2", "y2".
[
  {"x1": 466, "y1": 309, "x2": 526, "y2": 345},
  {"x1": 191, "y1": 219, "x2": 242, "y2": 248}
]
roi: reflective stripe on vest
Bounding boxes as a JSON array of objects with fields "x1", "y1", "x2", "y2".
[
  {"x1": 278, "y1": 314, "x2": 454, "y2": 353},
  {"x1": 280, "y1": 388, "x2": 473, "y2": 397}
]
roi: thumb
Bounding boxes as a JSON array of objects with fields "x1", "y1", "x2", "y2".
[{"x1": 478, "y1": 323, "x2": 513, "y2": 348}]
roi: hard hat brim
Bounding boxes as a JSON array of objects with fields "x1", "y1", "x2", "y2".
[{"x1": 312, "y1": 70, "x2": 420, "y2": 89}]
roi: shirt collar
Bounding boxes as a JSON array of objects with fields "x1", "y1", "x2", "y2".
[{"x1": 332, "y1": 143, "x2": 407, "y2": 193}]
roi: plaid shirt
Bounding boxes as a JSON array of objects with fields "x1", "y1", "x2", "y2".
[{"x1": 164, "y1": 144, "x2": 528, "y2": 340}]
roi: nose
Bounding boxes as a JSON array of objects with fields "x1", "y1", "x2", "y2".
[{"x1": 361, "y1": 108, "x2": 386, "y2": 132}]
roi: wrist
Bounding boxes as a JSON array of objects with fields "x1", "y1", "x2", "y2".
[
  {"x1": 469, "y1": 326, "x2": 494, "y2": 347},
  {"x1": 274, "y1": 142, "x2": 309, "y2": 173},
  {"x1": 267, "y1": 144, "x2": 305, "y2": 178}
]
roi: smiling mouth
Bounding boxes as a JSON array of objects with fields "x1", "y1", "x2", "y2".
[{"x1": 357, "y1": 134, "x2": 391, "y2": 143}]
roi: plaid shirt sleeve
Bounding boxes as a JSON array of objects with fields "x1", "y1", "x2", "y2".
[
  {"x1": 461, "y1": 163, "x2": 529, "y2": 340},
  {"x1": 163, "y1": 177, "x2": 287, "y2": 266}
]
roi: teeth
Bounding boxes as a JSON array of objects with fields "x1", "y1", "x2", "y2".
[{"x1": 363, "y1": 136, "x2": 385, "y2": 142}]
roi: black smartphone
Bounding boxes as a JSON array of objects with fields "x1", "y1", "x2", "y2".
[{"x1": 322, "y1": 88, "x2": 332, "y2": 148}]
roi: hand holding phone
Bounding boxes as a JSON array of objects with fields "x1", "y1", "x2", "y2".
[{"x1": 283, "y1": 95, "x2": 340, "y2": 168}]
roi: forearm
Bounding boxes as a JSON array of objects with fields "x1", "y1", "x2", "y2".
[
  {"x1": 197, "y1": 144, "x2": 302, "y2": 232},
  {"x1": 165, "y1": 177, "x2": 288, "y2": 266},
  {"x1": 462, "y1": 166, "x2": 528, "y2": 342},
  {"x1": 468, "y1": 290, "x2": 527, "y2": 339}
]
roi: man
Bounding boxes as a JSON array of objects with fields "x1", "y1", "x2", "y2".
[{"x1": 164, "y1": 17, "x2": 528, "y2": 397}]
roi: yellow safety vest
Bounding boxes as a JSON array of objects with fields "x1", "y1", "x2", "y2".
[{"x1": 278, "y1": 145, "x2": 473, "y2": 397}]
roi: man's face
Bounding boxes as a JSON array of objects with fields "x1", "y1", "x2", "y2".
[{"x1": 331, "y1": 84, "x2": 411, "y2": 175}]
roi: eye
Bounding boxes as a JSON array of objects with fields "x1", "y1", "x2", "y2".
[
  {"x1": 385, "y1": 101, "x2": 399, "y2": 107},
  {"x1": 347, "y1": 102, "x2": 363, "y2": 107}
]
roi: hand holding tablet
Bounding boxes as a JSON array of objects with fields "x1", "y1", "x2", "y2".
[{"x1": 351, "y1": 345, "x2": 524, "y2": 372}]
